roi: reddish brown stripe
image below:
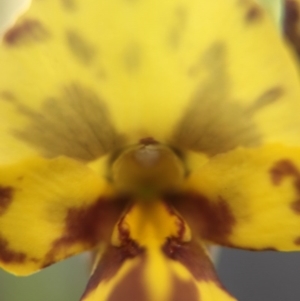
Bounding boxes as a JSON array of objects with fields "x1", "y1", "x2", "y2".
[
  {"x1": 107, "y1": 256, "x2": 148, "y2": 301},
  {"x1": 270, "y1": 160, "x2": 300, "y2": 214},
  {"x1": 162, "y1": 238, "x2": 234, "y2": 299},
  {"x1": 81, "y1": 244, "x2": 145, "y2": 300},
  {"x1": 81, "y1": 203, "x2": 144, "y2": 299},
  {"x1": 4, "y1": 19, "x2": 49, "y2": 46},
  {"x1": 162, "y1": 238, "x2": 218, "y2": 282},
  {"x1": 43, "y1": 196, "x2": 129, "y2": 267},
  {"x1": 168, "y1": 276, "x2": 199, "y2": 301},
  {"x1": 0, "y1": 186, "x2": 13, "y2": 215},
  {"x1": 165, "y1": 193, "x2": 236, "y2": 244}
]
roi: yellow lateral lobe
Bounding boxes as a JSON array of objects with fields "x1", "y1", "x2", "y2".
[
  {"x1": 177, "y1": 144, "x2": 300, "y2": 251},
  {"x1": 0, "y1": 156, "x2": 126, "y2": 275}
]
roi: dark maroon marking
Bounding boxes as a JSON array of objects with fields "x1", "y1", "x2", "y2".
[
  {"x1": 270, "y1": 160, "x2": 300, "y2": 214},
  {"x1": 107, "y1": 256, "x2": 148, "y2": 301},
  {"x1": 164, "y1": 202, "x2": 186, "y2": 239},
  {"x1": 294, "y1": 237, "x2": 300, "y2": 246},
  {"x1": 81, "y1": 205, "x2": 145, "y2": 299},
  {"x1": 0, "y1": 236, "x2": 26, "y2": 264},
  {"x1": 139, "y1": 137, "x2": 158, "y2": 145},
  {"x1": 43, "y1": 196, "x2": 130, "y2": 267},
  {"x1": 284, "y1": 0, "x2": 300, "y2": 56},
  {"x1": 162, "y1": 237, "x2": 235, "y2": 298},
  {"x1": 291, "y1": 199, "x2": 300, "y2": 214},
  {"x1": 162, "y1": 237, "x2": 218, "y2": 282},
  {"x1": 168, "y1": 276, "x2": 200, "y2": 301},
  {"x1": 0, "y1": 186, "x2": 13, "y2": 215},
  {"x1": 4, "y1": 19, "x2": 49, "y2": 46},
  {"x1": 81, "y1": 244, "x2": 145, "y2": 299},
  {"x1": 165, "y1": 193, "x2": 236, "y2": 245}
]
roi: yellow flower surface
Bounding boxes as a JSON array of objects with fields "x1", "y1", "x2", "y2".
[{"x1": 0, "y1": 0, "x2": 300, "y2": 300}]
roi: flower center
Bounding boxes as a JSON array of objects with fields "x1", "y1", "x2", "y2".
[{"x1": 111, "y1": 139, "x2": 185, "y2": 196}]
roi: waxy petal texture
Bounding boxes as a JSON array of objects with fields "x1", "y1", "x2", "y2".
[
  {"x1": 0, "y1": 0, "x2": 299, "y2": 165},
  {"x1": 0, "y1": 156, "x2": 127, "y2": 275},
  {"x1": 170, "y1": 144, "x2": 300, "y2": 251}
]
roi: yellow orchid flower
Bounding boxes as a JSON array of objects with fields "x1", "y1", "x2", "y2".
[{"x1": 0, "y1": 0, "x2": 300, "y2": 300}]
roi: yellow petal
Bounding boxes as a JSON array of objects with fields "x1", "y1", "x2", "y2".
[
  {"x1": 0, "y1": 156, "x2": 127, "y2": 275},
  {"x1": 170, "y1": 144, "x2": 300, "y2": 251},
  {"x1": 81, "y1": 200, "x2": 236, "y2": 301},
  {"x1": 0, "y1": 0, "x2": 299, "y2": 164}
]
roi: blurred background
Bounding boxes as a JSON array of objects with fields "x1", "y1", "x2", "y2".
[
  {"x1": 1, "y1": 0, "x2": 300, "y2": 300},
  {"x1": 2, "y1": 248, "x2": 300, "y2": 301}
]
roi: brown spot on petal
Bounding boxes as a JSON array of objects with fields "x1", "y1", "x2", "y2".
[
  {"x1": 0, "y1": 91, "x2": 17, "y2": 103},
  {"x1": 165, "y1": 192, "x2": 236, "y2": 245},
  {"x1": 44, "y1": 196, "x2": 129, "y2": 267},
  {"x1": 270, "y1": 160, "x2": 300, "y2": 185},
  {"x1": 245, "y1": 6, "x2": 263, "y2": 22},
  {"x1": 291, "y1": 199, "x2": 300, "y2": 214},
  {"x1": 270, "y1": 160, "x2": 300, "y2": 214},
  {"x1": 169, "y1": 276, "x2": 199, "y2": 301},
  {"x1": 0, "y1": 186, "x2": 13, "y2": 215},
  {"x1": 238, "y1": 0, "x2": 263, "y2": 23},
  {"x1": 294, "y1": 236, "x2": 300, "y2": 246},
  {"x1": 4, "y1": 19, "x2": 49, "y2": 46},
  {"x1": 66, "y1": 30, "x2": 96, "y2": 64},
  {"x1": 0, "y1": 236, "x2": 26, "y2": 264},
  {"x1": 284, "y1": 0, "x2": 300, "y2": 57},
  {"x1": 61, "y1": 0, "x2": 77, "y2": 10}
]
